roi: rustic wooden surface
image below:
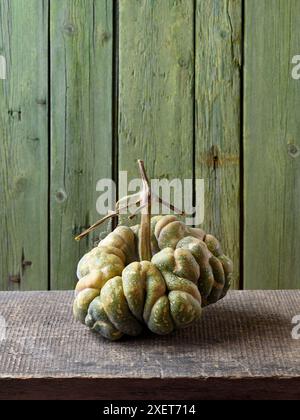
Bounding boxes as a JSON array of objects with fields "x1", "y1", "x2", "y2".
[
  {"x1": 244, "y1": 0, "x2": 300, "y2": 288},
  {"x1": 195, "y1": 0, "x2": 241, "y2": 289},
  {"x1": 0, "y1": 0, "x2": 49, "y2": 291},
  {"x1": 50, "y1": 0, "x2": 113, "y2": 289},
  {"x1": 0, "y1": 290, "x2": 299, "y2": 400}
]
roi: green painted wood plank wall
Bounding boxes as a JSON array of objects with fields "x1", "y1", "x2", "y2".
[
  {"x1": 118, "y1": 0, "x2": 194, "y2": 223},
  {"x1": 195, "y1": 0, "x2": 241, "y2": 289},
  {"x1": 244, "y1": 0, "x2": 300, "y2": 289},
  {"x1": 50, "y1": 0, "x2": 113, "y2": 289},
  {"x1": 0, "y1": 0, "x2": 299, "y2": 290},
  {"x1": 0, "y1": 0, "x2": 48, "y2": 290}
]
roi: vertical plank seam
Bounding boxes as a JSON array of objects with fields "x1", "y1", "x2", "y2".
[
  {"x1": 112, "y1": 0, "x2": 119, "y2": 229},
  {"x1": 47, "y1": 0, "x2": 51, "y2": 290},
  {"x1": 192, "y1": 0, "x2": 197, "y2": 226},
  {"x1": 240, "y1": 0, "x2": 245, "y2": 290}
]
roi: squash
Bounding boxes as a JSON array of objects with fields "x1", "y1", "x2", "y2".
[{"x1": 73, "y1": 161, "x2": 233, "y2": 340}]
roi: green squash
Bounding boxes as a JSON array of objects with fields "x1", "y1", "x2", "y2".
[{"x1": 73, "y1": 161, "x2": 233, "y2": 340}]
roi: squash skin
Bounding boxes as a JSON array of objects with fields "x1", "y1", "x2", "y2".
[{"x1": 73, "y1": 215, "x2": 233, "y2": 340}]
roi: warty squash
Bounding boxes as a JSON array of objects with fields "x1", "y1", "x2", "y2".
[{"x1": 73, "y1": 161, "x2": 233, "y2": 340}]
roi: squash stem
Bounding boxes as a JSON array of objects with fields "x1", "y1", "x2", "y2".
[
  {"x1": 75, "y1": 159, "x2": 184, "y2": 244},
  {"x1": 137, "y1": 160, "x2": 152, "y2": 262}
]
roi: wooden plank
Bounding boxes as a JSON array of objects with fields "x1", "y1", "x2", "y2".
[
  {"x1": 1, "y1": 378, "x2": 300, "y2": 400},
  {"x1": 50, "y1": 0, "x2": 113, "y2": 289},
  {"x1": 118, "y1": 0, "x2": 194, "y2": 222},
  {"x1": 0, "y1": 290, "x2": 299, "y2": 400},
  {"x1": 0, "y1": 0, "x2": 48, "y2": 290},
  {"x1": 195, "y1": 0, "x2": 242, "y2": 289},
  {"x1": 244, "y1": 0, "x2": 300, "y2": 289}
]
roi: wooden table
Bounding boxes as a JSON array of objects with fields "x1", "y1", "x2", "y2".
[{"x1": 0, "y1": 291, "x2": 299, "y2": 400}]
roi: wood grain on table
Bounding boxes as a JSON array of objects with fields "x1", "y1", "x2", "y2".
[{"x1": 0, "y1": 290, "x2": 299, "y2": 400}]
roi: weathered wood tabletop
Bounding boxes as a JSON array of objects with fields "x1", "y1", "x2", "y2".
[{"x1": 0, "y1": 291, "x2": 299, "y2": 400}]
